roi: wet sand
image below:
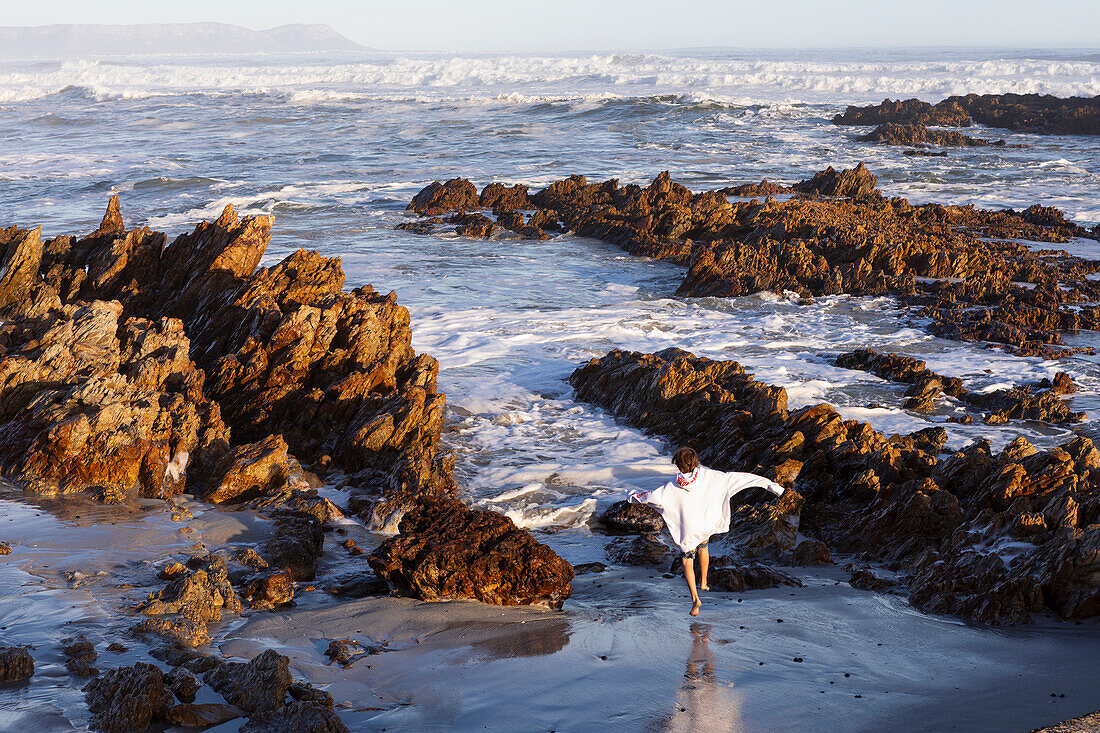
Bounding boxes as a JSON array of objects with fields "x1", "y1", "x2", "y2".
[{"x1": 2, "y1": 487, "x2": 1098, "y2": 732}]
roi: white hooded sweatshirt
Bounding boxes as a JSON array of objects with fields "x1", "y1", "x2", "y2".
[{"x1": 628, "y1": 465, "x2": 785, "y2": 553}]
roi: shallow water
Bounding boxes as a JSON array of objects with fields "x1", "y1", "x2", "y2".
[{"x1": 1, "y1": 47, "x2": 1099, "y2": 730}]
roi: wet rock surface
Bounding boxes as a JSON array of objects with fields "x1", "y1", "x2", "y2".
[
  {"x1": 204, "y1": 648, "x2": 292, "y2": 714},
  {"x1": 860, "y1": 122, "x2": 997, "y2": 147},
  {"x1": 0, "y1": 646, "x2": 34, "y2": 683},
  {"x1": 83, "y1": 662, "x2": 174, "y2": 733},
  {"x1": 571, "y1": 347, "x2": 1100, "y2": 623},
  {"x1": 834, "y1": 94, "x2": 1100, "y2": 135},
  {"x1": 369, "y1": 495, "x2": 575, "y2": 608},
  {"x1": 62, "y1": 635, "x2": 99, "y2": 677},
  {"x1": 836, "y1": 348, "x2": 1084, "y2": 424},
  {"x1": 403, "y1": 165, "x2": 1100, "y2": 358},
  {"x1": 599, "y1": 499, "x2": 665, "y2": 533},
  {"x1": 708, "y1": 560, "x2": 802, "y2": 592},
  {"x1": 605, "y1": 534, "x2": 676, "y2": 566}
]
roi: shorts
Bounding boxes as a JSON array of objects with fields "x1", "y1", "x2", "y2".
[{"x1": 681, "y1": 542, "x2": 708, "y2": 560}]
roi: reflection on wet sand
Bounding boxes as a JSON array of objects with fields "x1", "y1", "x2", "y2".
[
  {"x1": 468, "y1": 615, "x2": 573, "y2": 659},
  {"x1": 657, "y1": 622, "x2": 744, "y2": 733}
]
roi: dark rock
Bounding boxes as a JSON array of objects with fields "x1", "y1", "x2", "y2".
[
  {"x1": 164, "y1": 667, "x2": 200, "y2": 703},
  {"x1": 719, "y1": 180, "x2": 794, "y2": 196},
  {"x1": 605, "y1": 534, "x2": 675, "y2": 566},
  {"x1": 479, "y1": 182, "x2": 531, "y2": 210},
  {"x1": 572, "y1": 562, "x2": 607, "y2": 574},
  {"x1": 708, "y1": 560, "x2": 802, "y2": 592},
  {"x1": 165, "y1": 702, "x2": 244, "y2": 728},
  {"x1": 239, "y1": 700, "x2": 350, "y2": 733},
  {"x1": 204, "y1": 649, "x2": 292, "y2": 714},
  {"x1": 62, "y1": 635, "x2": 99, "y2": 676},
  {"x1": 134, "y1": 554, "x2": 242, "y2": 648},
  {"x1": 833, "y1": 97, "x2": 972, "y2": 127},
  {"x1": 0, "y1": 646, "x2": 33, "y2": 683},
  {"x1": 599, "y1": 500, "x2": 665, "y2": 533},
  {"x1": 848, "y1": 568, "x2": 897, "y2": 592},
  {"x1": 446, "y1": 212, "x2": 496, "y2": 238},
  {"x1": 835, "y1": 94, "x2": 1100, "y2": 136},
  {"x1": 368, "y1": 496, "x2": 574, "y2": 608},
  {"x1": 861, "y1": 122, "x2": 991, "y2": 147},
  {"x1": 792, "y1": 539, "x2": 833, "y2": 566},
  {"x1": 83, "y1": 662, "x2": 174, "y2": 733},
  {"x1": 265, "y1": 510, "x2": 325, "y2": 582},
  {"x1": 325, "y1": 574, "x2": 390, "y2": 598}
]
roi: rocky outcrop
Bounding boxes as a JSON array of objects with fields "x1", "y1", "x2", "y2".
[
  {"x1": 605, "y1": 534, "x2": 675, "y2": 566},
  {"x1": 403, "y1": 166, "x2": 1100, "y2": 358},
  {"x1": 836, "y1": 348, "x2": 1084, "y2": 424},
  {"x1": 83, "y1": 662, "x2": 174, "y2": 733},
  {"x1": 834, "y1": 94, "x2": 1100, "y2": 135},
  {"x1": 719, "y1": 180, "x2": 793, "y2": 197},
  {"x1": 792, "y1": 162, "x2": 878, "y2": 198},
  {"x1": 204, "y1": 649, "x2": 292, "y2": 714},
  {"x1": 0, "y1": 646, "x2": 33, "y2": 683},
  {"x1": 570, "y1": 347, "x2": 1100, "y2": 623},
  {"x1": 1, "y1": 198, "x2": 452, "y2": 521},
  {"x1": 63, "y1": 635, "x2": 99, "y2": 676},
  {"x1": 369, "y1": 495, "x2": 575, "y2": 608},
  {"x1": 240, "y1": 568, "x2": 295, "y2": 609},
  {"x1": 860, "y1": 122, "x2": 996, "y2": 147},
  {"x1": 833, "y1": 98, "x2": 972, "y2": 128},
  {"x1": 407, "y1": 178, "x2": 479, "y2": 215},
  {"x1": 134, "y1": 554, "x2": 242, "y2": 648}
]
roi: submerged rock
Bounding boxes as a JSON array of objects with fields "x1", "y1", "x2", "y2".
[
  {"x1": 368, "y1": 496, "x2": 574, "y2": 608},
  {"x1": 165, "y1": 702, "x2": 244, "y2": 729},
  {"x1": 708, "y1": 560, "x2": 802, "y2": 592},
  {"x1": 860, "y1": 122, "x2": 993, "y2": 147},
  {"x1": 62, "y1": 635, "x2": 99, "y2": 677}
]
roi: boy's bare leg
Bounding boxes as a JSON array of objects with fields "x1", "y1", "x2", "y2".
[
  {"x1": 682, "y1": 557, "x2": 702, "y2": 616},
  {"x1": 699, "y1": 545, "x2": 710, "y2": 591}
]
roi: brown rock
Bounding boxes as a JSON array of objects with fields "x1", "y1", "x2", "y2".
[
  {"x1": 204, "y1": 435, "x2": 307, "y2": 504},
  {"x1": 241, "y1": 569, "x2": 295, "y2": 609},
  {"x1": 368, "y1": 496, "x2": 574, "y2": 608},
  {"x1": 135, "y1": 554, "x2": 242, "y2": 647},
  {"x1": 792, "y1": 539, "x2": 832, "y2": 565},
  {"x1": 204, "y1": 649, "x2": 292, "y2": 714},
  {"x1": 239, "y1": 700, "x2": 350, "y2": 733},
  {"x1": 165, "y1": 702, "x2": 244, "y2": 729},
  {"x1": 164, "y1": 667, "x2": 200, "y2": 703},
  {"x1": 708, "y1": 560, "x2": 801, "y2": 592},
  {"x1": 62, "y1": 635, "x2": 98, "y2": 676},
  {"x1": 0, "y1": 646, "x2": 33, "y2": 683},
  {"x1": 479, "y1": 182, "x2": 531, "y2": 210},
  {"x1": 407, "y1": 178, "x2": 479, "y2": 215},
  {"x1": 793, "y1": 162, "x2": 878, "y2": 198},
  {"x1": 861, "y1": 122, "x2": 991, "y2": 147},
  {"x1": 83, "y1": 662, "x2": 174, "y2": 733}
]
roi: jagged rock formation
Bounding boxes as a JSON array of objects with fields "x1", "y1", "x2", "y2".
[
  {"x1": 835, "y1": 348, "x2": 1084, "y2": 423},
  {"x1": 369, "y1": 495, "x2": 575, "y2": 608},
  {"x1": 0, "y1": 197, "x2": 452, "y2": 523},
  {"x1": 599, "y1": 500, "x2": 665, "y2": 533},
  {"x1": 570, "y1": 347, "x2": 1100, "y2": 623},
  {"x1": 402, "y1": 166, "x2": 1100, "y2": 358},
  {"x1": 834, "y1": 94, "x2": 1100, "y2": 135},
  {"x1": 83, "y1": 662, "x2": 175, "y2": 733},
  {"x1": 133, "y1": 554, "x2": 243, "y2": 648},
  {"x1": 860, "y1": 122, "x2": 997, "y2": 147}
]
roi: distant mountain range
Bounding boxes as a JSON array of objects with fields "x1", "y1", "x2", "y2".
[{"x1": 0, "y1": 22, "x2": 368, "y2": 58}]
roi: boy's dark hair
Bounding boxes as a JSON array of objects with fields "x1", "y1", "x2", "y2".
[{"x1": 673, "y1": 447, "x2": 699, "y2": 473}]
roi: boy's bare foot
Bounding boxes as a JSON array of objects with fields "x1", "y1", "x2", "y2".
[
  {"x1": 700, "y1": 583, "x2": 709, "y2": 591},
  {"x1": 690, "y1": 600, "x2": 702, "y2": 617}
]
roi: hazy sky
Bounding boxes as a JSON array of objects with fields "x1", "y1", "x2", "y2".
[{"x1": 2, "y1": 0, "x2": 1097, "y2": 51}]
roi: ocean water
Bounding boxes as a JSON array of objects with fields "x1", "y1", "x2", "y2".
[{"x1": 1, "y1": 48, "x2": 1100, "y2": 730}]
